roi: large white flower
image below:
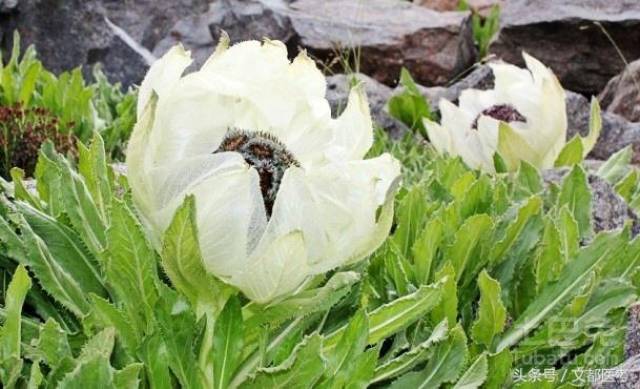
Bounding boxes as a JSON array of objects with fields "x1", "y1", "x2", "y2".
[
  {"x1": 127, "y1": 37, "x2": 401, "y2": 303},
  {"x1": 425, "y1": 53, "x2": 567, "y2": 172}
]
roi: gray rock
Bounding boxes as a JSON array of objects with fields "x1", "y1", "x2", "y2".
[
  {"x1": 154, "y1": 0, "x2": 294, "y2": 71},
  {"x1": 0, "y1": 0, "x2": 149, "y2": 88},
  {"x1": 543, "y1": 168, "x2": 640, "y2": 235},
  {"x1": 326, "y1": 73, "x2": 408, "y2": 139},
  {"x1": 289, "y1": 0, "x2": 476, "y2": 86},
  {"x1": 491, "y1": 0, "x2": 640, "y2": 95},
  {"x1": 0, "y1": 0, "x2": 18, "y2": 13},
  {"x1": 413, "y1": 63, "x2": 494, "y2": 107},
  {"x1": 600, "y1": 59, "x2": 640, "y2": 123},
  {"x1": 566, "y1": 91, "x2": 640, "y2": 163}
]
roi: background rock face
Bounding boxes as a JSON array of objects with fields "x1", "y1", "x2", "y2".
[
  {"x1": 600, "y1": 59, "x2": 640, "y2": 123},
  {"x1": 491, "y1": 0, "x2": 640, "y2": 95},
  {"x1": 290, "y1": 0, "x2": 474, "y2": 86}
]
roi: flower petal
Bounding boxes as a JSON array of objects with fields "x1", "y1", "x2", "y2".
[
  {"x1": 326, "y1": 84, "x2": 374, "y2": 161},
  {"x1": 137, "y1": 45, "x2": 192, "y2": 120}
]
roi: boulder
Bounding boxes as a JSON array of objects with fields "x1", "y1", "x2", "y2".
[
  {"x1": 600, "y1": 59, "x2": 640, "y2": 123},
  {"x1": 289, "y1": 0, "x2": 476, "y2": 86},
  {"x1": 413, "y1": 63, "x2": 494, "y2": 107},
  {"x1": 154, "y1": 0, "x2": 295, "y2": 71},
  {"x1": 543, "y1": 168, "x2": 640, "y2": 235},
  {"x1": 491, "y1": 0, "x2": 640, "y2": 95},
  {"x1": 414, "y1": 0, "x2": 501, "y2": 13},
  {"x1": 0, "y1": 0, "x2": 149, "y2": 88},
  {"x1": 326, "y1": 73, "x2": 408, "y2": 139},
  {"x1": 566, "y1": 91, "x2": 640, "y2": 163}
]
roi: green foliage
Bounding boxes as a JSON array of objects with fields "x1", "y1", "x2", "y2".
[
  {"x1": 387, "y1": 68, "x2": 432, "y2": 138},
  {"x1": 0, "y1": 31, "x2": 136, "y2": 169},
  {"x1": 458, "y1": 1, "x2": 501, "y2": 58},
  {"x1": 0, "y1": 121, "x2": 635, "y2": 388}
]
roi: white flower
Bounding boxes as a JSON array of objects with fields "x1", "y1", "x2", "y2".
[
  {"x1": 126, "y1": 37, "x2": 401, "y2": 303},
  {"x1": 425, "y1": 53, "x2": 567, "y2": 172}
]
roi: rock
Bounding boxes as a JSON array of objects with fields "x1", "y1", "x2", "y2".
[
  {"x1": 0, "y1": 0, "x2": 17, "y2": 13},
  {"x1": 101, "y1": 0, "x2": 209, "y2": 51},
  {"x1": 566, "y1": 91, "x2": 640, "y2": 163},
  {"x1": 592, "y1": 303, "x2": 640, "y2": 388},
  {"x1": 0, "y1": 0, "x2": 149, "y2": 88},
  {"x1": 543, "y1": 168, "x2": 640, "y2": 235},
  {"x1": 415, "y1": 0, "x2": 501, "y2": 13},
  {"x1": 289, "y1": 0, "x2": 476, "y2": 86},
  {"x1": 412, "y1": 0, "x2": 458, "y2": 11},
  {"x1": 600, "y1": 59, "x2": 640, "y2": 123},
  {"x1": 154, "y1": 0, "x2": 295, "y2": 71},
  {"x1": 491, "y1": 0, "x2": 640, "y2": 95},
  {"x1": 326, "y1": 73, "x2": 408, "y2": 139},
  {"x1": 413, "y1": 63, "x2": 494, "y2": 107}
]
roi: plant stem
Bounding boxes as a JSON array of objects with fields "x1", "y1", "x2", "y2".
[{"x1": 199, "y1": 312, "x2": 215, "y2": 388}]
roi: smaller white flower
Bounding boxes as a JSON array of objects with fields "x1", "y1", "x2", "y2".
[{"x1": 424, "y1": 53, "x2": 567, "y2": 172}]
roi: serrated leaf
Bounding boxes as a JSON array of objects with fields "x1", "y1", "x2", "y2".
[
  {"x1": 139, "y1": 334, "x2": 173, "y2": 389},
  {"x1": 582, "y1": 97, "x2": 602, "y2": 156},
  {"x1": 32, "y1": 319, "x2": 72, "y2": 369},
  {"x1": 9, "y1": 168, "x2": 41, "y2": 210},
  {"x1": 16, "y1": 201, "x2": 106, "y2": 297},
  {"x1": 495, "y1": 230, "x2": 626, "y2": 351},
  {"x1": 19, "y1": 220, "x2": 91, "y2": 316},
  {"x1": 58, "y1": 355, "x2": 113, "y2": 389},
  {"x1": 84, "y1": 294, "x2": 140, "y2": 358},
  {"x1": 213, "y1": 295, "x2": 244, "y2": 389},
  {"x1": 490, "y1": 196, "x2": 542, "y2": 265},
  {"x1": 325, "y1": 283, "x2": 443, "y2": 351},
  {"x1": 557, "y1": 165, "x2": 591, "y2": 239},
  {"x1": 0, "y1": 265, "x2": 31, "y2": 387},
  {"x1": 453, "y1": 353, "x2": 488, "y2": 389},
  {"x1": 161, "y1": 195, "x2": 231, "y2": 317},
  {"x1": 596, "y1": 145, "x2": 632, "y2": 185},
  {"x1": 372, "y1": 320, "x2": 448, "y2": 384},
  {"x1": 245, "y1": 334, "x2": 325, "y2": 389},
  {"x1": 113, "y1": 363, "x2": 143, "y2": 389},
  {"x1": 412, "y1": 218, "x2": 443, "y2": 285},
  {"x1": 392, "y1": 185, "x2": 429, "y2": 257},
  {"x1": 534, "y1": 216, "x2": 563, "y2": 291},
  {"x1": 105, "y1": 200, "x2": 159, "y2": 328},
  {"x1": 554, "y1": 136, "x2": 584, "y2": 167},
  {"x1": 448, "y1": 214, "x2": 493, "y2": 283},
  {"x1": 516, "y1": 161, "x2": 543, "y2": 197},
  {"x1": 77, "y1": 134, "x2": 112, "y2": 221},
  {"x1": 390, "y1": 325, "x2": 468, "y2": 389},
  {"x1": 557, "y1": 206, "x2": 580, "y2": 264},
  {"x1": 485, "y1": 349, "x2": 511, "y2": 389},
  {"x1": 431, "y1": 263, "x2": 457, "y2": 328},
  {"x1": 471, "y1": 271, "x2": 506, "y2": 348}
]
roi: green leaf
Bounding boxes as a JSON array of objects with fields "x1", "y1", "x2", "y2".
[
  {"x1": 582, "y1": 97, "x2": 602, "y2": 156},
  {"x1": 390, "y1": 325, "x2": 468, "y2": 389},
  {"x1": 471, "y1": 271, "x2": 506, "y2": 348},
  {"x1": 596, "y1": 145, "x2": 632, "y2": 184},
  {"x1": 16, "y1": 201, "x2": 106, "y2": 297},
  {"x1": 139, "y1": 334, "x2": 173, "y2": 389},
  {"x1": 9, "y1": 168, "x2": 41, "y2": 210},
  {"x1": 113, "y1": 364, "x2": 143, "y2": 389},
  {"x1": 161, "y1": 195, "x2": 231, "y2": 317},
  {"x1": 392, "y1": 185, "x2": 429, "y2": 257},
  {"x1": 387, "y1": 68, "x2": 432, "y2": 136},
  {"x1": 84, "y1": 294, "x2": 140, "y2": 358},
  {"x1": 77, "y1": 134, "x2": 112, "y2": 221},
  {"x1": 484, "y1": 349, "x2": 512, "y2": 389},
  {"x1": 534, "y1": 216, "x2": 563, "y2": 290},
  {"x1": 557, "y1": 165, "x2": 591, "y2": 239},
  {"x1": 431, "y1": 263, "x2": 457, "y2": 328},
  {"x1": 18, "y1": 219, "x2": 91, "y2": 316},
  {"x1": 495, "y1": 230, "x2": 627, "y2": 351},
  {"x1": 58, "y1": 356, "x2": 113, "y2": 389},
  {"x1": 27, "y1": 360, "x2": 43, "y2": 389},
  {"x1": 32, "y1": 319, "x2": 72, "y2": 369},
  {"x1": 213, "y1": 295, "x2": 244, "y2": 389},
  {"x1": 324, "y1": 283, "x2": 443, "y2": 351},
  {"x1": 554, "y1": 136, "x2": 584, "y2": 167},
  {"x1": 497, "y1": 122, "x2": 543, "y2": 171},
  {"x1": 412, "y1": 219, "x2": 443, "y2": 285},
  {"x1": 448, "y1": 214, "x2": 493, "y2": 282},
  {"x1": 557, "y1": 206, "x2": 580, "y2": 264},
  {"x1": 245, "y1": 334, "x2": 326, "y2": 389},
  {"x1": 490, "y1": 196, "x2": 543, "y2": 265},
  {"x1": 0, "y1": 265, "x2": 31, "y2": 388},
  {"x1": 453, "y1": 353, "x2": 488, "y2": 389},
  {"x1": 516, "y1": 161, "x2": 543, "y2": 197},
  {"x1": 105, "y1": 200, "x2": 160, "y2": 328},
  {"x1": 371, "y1": 320, "x2": 448, "y2": 384}
]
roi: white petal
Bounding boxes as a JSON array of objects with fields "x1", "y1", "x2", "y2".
[
  {"x1": 439, "y1": 99, "x2": 474, "y2": 136},
  {"x1": 256, "y1": 154, "x2": 400, "y2": 275},
  {"x1": 458, "y1": 89, "x2": 497, "y2": 117},
  {"x1": 424, "y1": 119, "x2": 452, "y2": 154},
  {"x1": 489, "y1": 61, "x2": 533, "y2": 91},
  {"x1": 326, "y1": 84, "x2": 373, "y2": 161},
  {"x1": 232, "y1": 231, "x2": 310, "y2": 303},
  {"x1": 137, "y1": 45, "x2": 192, "y2": 120}
]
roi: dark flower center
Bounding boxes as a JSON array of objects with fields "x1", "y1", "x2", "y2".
[
  {"x1": 471, "y1": 104, "x2": 527, "y2": 129},
  {"x1": 215, "y1": 129, "x2": 299, "y2": 217}
]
